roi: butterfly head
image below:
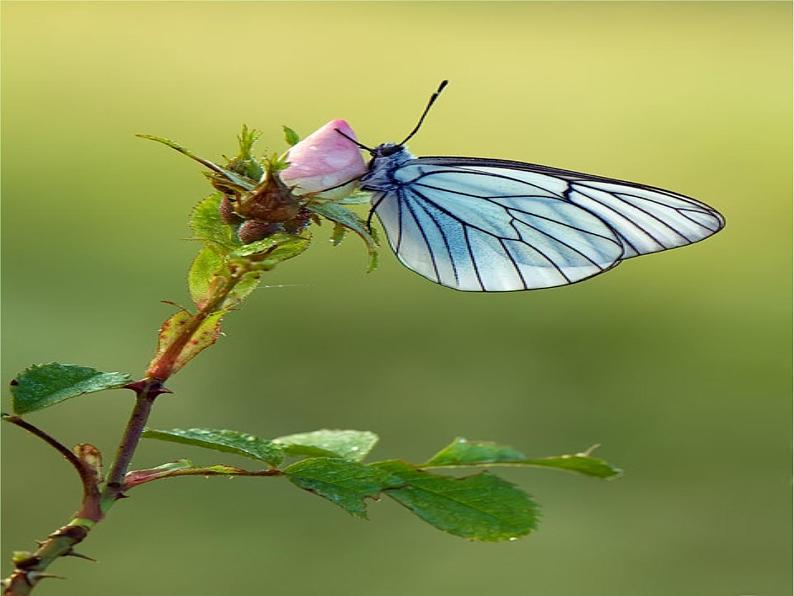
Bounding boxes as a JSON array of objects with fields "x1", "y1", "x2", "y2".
[
  {"x1": 367, "y1": 142, "x2": 413, "y2": 176},
  {"x1": 371, "y1": 143, "x2": 405, "y2": 157},
  {"x1": 372, "y1": 143, "x2": 407, "y2": 158},
  {"x1": 359, "y1": 143, "x2": 414, "y2": 191}
]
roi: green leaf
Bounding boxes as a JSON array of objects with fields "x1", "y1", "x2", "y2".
[
  {"x1": 335, "y1": 189, "x2": 373, "y2": 205},
  {"x1": 188, "y1": 247, "x2": 272, "y2": 312},
  {"x1": 174, "y1": 310, "x2": 226, "y2": 373},
  {"x1": 424, "y1": 438, "x2": 621, "y2": 479},
  {"x1": 9, "y1": 363, "x2": 132, "y2": 415},
  {"x1": 305, "y1": 202, "x2": 378, "y2": 272},
  {"x1": 223, "y1": 269, "x2": 263, "y2": 309},
  {"x1": 515, "y1": 452, "x2": 622, "y2": 479},
  {"x1": 147, "y1": 309, "x2": 226, "y2": 377},
  {"x1": 375, "y1": 460, "x2": 538, "y2": 541},
  {"x1": 265, "y1": 152, "x2": 290, "y2": 173},
  {"x1": 188, "y1": 246, "x2": 225, "y2": 309},
  {"x1": 142, "y1": 428, "x2": 284, "y2": 466},
  {"x1": 425, "y1": 437, "x2": 527, "y2": 467},
  {"x1": 148, "y1": 309, "x2": 190, "y2": 372},
  {"x1": 231, "y1": 231, "x2": 310, "y2": 262},
  {"x1": 225, "y1": 125, "x2": 265, "y2": 181},
  {"x1": 237, "y1": 124, "x2": 260, "y2": 157},
  {"x1": 190, "y1": 193, "x2": 241, "y2": 250},
  {"x1": 274, "y1": 429, "x2": 379, "y2": 462},
  {"x1": 330, "y1": 222, "x2": 348, "y2": 246},
  {"x1": 282, "y1": 125, "x2": 300, "y2": 147},
  {"x1": 284, "y1": 457, "x2": 390, "y2": 518},
  {"x1": 138, "y1": 134, "x2": 256, "y2": 191}
]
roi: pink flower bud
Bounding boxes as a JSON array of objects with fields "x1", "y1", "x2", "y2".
[{"x1": 281, "y1": 119, "x2": 367, "y2": 201}]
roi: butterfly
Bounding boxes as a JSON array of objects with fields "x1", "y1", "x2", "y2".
[{"x1": 336, "y1": 81, "x2": 725, "y2": 292}]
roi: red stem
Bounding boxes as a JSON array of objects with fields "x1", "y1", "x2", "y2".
[{"x1": 100, "y1": 380, "x2": 166, "y2": 507}]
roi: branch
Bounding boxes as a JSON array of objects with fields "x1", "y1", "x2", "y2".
[
  {"x1": 2, "y1": 417, "x2": 103, "y2": 595},
  {"x1": 2, "y1": 524, "x2": 93, "y2": 596},
  {"x1": 2, "y1": 415, "x2": 87, "y2": 483},
  {"x1": 1, "y1": 415, "x2": 102, "y2": 521},
  {"x1": 99, "y1": 380, "x2": 169, "y2": 508},
  {"x1": 124, "y1": 464, "x2": 281, "y2": 490},
  {"x1": 102, "y1": 263, "x2": 257, "y2": 506}
]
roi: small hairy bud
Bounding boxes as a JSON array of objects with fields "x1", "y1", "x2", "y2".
[
  {"x1": 283, "y1": 211, "x2": 311, "y2": 235},
  {"x1": 219, "y1": 195, "x2": 243, "y2": 225},
  {"x1": 238, "y1": 220, "x2": 281, "y2": 244},
  {"x1": 236, "y1": 173, "x2": 301, "y2": 223}
]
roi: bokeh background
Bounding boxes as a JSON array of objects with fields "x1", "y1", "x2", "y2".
[{"x1": 2, "y1": 2, "x2": 791, "y2": 595}]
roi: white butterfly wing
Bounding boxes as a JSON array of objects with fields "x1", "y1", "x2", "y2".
[
  {"x1": 372, "y1": 164, "x2": 626, "y2": 291},
  {"x1": 372, "y1": 158, "x2": 723, "y2": 292},
  {"x1": 417, "y1": 157, "x2": 726, "y2": 259},
  {"x1": 565, "y1": 179, "x2": 724, "y2": 258}
]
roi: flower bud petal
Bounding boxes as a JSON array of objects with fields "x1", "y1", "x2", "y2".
[{"x1": 281, "y1": 119, "x2": 367, "y2": 201}]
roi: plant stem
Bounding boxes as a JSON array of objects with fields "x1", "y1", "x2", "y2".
[
  {"x1": 1, "y1": 417, "x2": 104, "y2": 596},
  {"x1": 124, "y1": 465, "x2": 281, "y2": 490},
  {"x1": 3, "y1": 522, "x2": 94, "y2": 596},
  {"x1": 99, "y1": 380, "x2": 164, "y2": 509},
  {"x1": 3, "y1": 262, "x2": 255, "y2": 595},
  {"x1": 104, "y1": 262, "x2": 252, "y2": 503},
  {"x1": 2, "y1": 383, "x2": 163, "y2": 596}
]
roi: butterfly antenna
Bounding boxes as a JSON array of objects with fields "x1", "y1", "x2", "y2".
[
  {"x1": 397, "y1": 80, "x2": 449, "y2": 147},
  {"x1": 334, "y1": 128, "x2": 374, "y2": 154}
]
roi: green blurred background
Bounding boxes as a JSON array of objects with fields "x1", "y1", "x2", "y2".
[{"x1": 2, "y1": 2, "x2": 791, "y2": 595}]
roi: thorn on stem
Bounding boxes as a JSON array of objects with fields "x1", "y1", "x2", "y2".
[
  {"x1": 28, "y1": 571, "x2": 66, "y2": 582},
  {"x1": 64, "y1": 549, "x2": 97, "y2": 562},
  {"x1": 123, "y1": 379, "x2": 172, "y2": 397}
]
